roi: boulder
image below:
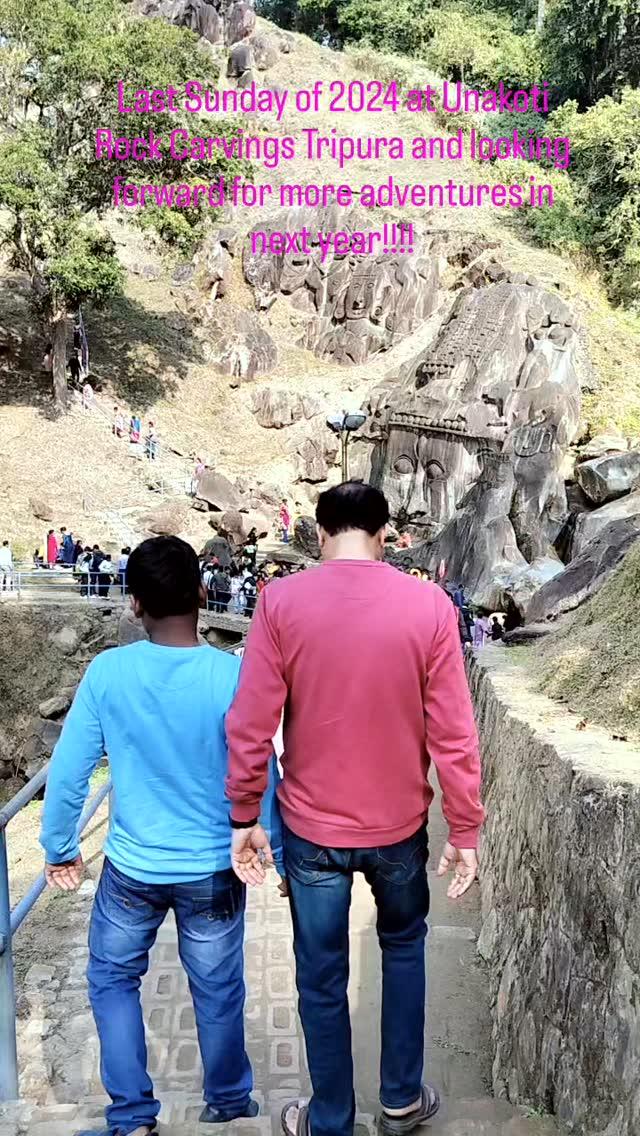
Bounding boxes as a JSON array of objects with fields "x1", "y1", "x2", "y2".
[
  {"x1": 215, "y1": 510, "x2": 245, "y2": 546},
  {"x1": 251, "y1": 388, "x2": 321, "y2": 429},
  {"x1": 214, "y1": 509, "x2": 270, "y2": 544},
  {"x1": 172, "y1": 262, "x2": 195, "y2": 286},
  {"x1": 227, "y1": 39, "x2": 253, "y2": 78},
  {"x1": 145, "y1": 502, "x2": 189, "y2": 536},
  {"x1": 49, "y1": 625, "x2": 80, "y2": 656},
  {"x1": 197, "y1": 470, "x2": 243, "y2": 512},
  {"x1": 29, "y1": 496, "x2": 54, "y2": 523},
  {"x1": 194, "y1": 234, "x2": 234, "y2": 300},
  {"x1": 571, "y1": 491, "x2": 640, "y2": 559},
  {"x1": 576, "y1": 450, "x2": 640, "y2": 505},
  {"x1": 293, "y1": 516, "x2": 320, "y2": 560},
  {"x1": 225, "y1": 0, "x2": 256, "y2": 44},
  {"x1": 199, "y1": 309, "x2": 278, "y2": 383},
  {"x1": 247, "y1": 31, "x2": 279, "y2": 69},
  {"x1": 201, "y1": 535, "x2": 233, "y2": 568},
  {"x1": 23, "y1": 718, "x2": 63, "y2": 779},
  {"x1": 118, "y1": 608, "x2": 148, "y2": 646},
  {"x1": 526, "y1": 517, "x2": 640, "y2": 623},
  {"x1": 499, "y1": 556, "x2": 565, "y2": 617},
  {"x1": 579, "y1": 432, "x2": 628, "y2": 460},
  {"x1": 38, "y1": 694, "x2": 71, "y2": 720}
]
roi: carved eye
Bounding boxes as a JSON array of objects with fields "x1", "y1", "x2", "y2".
[
  {"x1": 426, "y1": 460, "x2": 445, "y2": 482},
  {"x1": 394, "y1": 455, "x2": 415, "y2": 475}
]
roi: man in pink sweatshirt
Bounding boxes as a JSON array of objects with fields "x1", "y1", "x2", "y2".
[{"x1": 226, "y1": 481, "x2": 484, "y2": 1136}]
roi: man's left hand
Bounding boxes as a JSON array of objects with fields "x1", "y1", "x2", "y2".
[{"x1": 44, "y1": 855, "x2": 84, "y2": 891}]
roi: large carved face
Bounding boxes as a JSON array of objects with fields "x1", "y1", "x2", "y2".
[{"x1": 382, "y1": 424, "x2": 483, "y2": 528}]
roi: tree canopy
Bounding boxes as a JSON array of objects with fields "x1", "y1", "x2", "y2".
[{"x1": 0, "y1": 0, "x2": 242, "y2": 407}]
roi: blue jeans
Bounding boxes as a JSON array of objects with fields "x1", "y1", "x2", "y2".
[
  {"x1": 87, "y1": 858, "x2": 252, "y2": 1135},
  {"x1": 284, "y1": 826, "x2": 430, "y2": 1136}
]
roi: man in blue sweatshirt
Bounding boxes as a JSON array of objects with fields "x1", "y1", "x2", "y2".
[{"x1": 40, "y1": 535, "x2": 282, "y2": 1136}]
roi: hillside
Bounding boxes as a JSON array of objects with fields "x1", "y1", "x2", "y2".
[
  {"x1": 2, "y1": 16, "x2": 640, "y2": 556},
  {"x1": 531, "y1": 541, "x2": 640, "y2": 743}
]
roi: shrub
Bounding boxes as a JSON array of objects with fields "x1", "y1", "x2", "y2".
[
  {"x1": 423, "y1": 5, "x2": 540, "y2": 89},
  {"x1": 496, "y1": 159, "x2": 586, "y2": 255},
  {"x1": 549, "y1": 90, "x2": 640, "y2": 307}
]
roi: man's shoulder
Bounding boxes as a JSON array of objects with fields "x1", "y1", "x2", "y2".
[
  {"x1": 264, "y1": 567, "x2": 320, "y2": 599},
  {"x1": 385, "y1": 568, "x2": 453, "y2": 611}
]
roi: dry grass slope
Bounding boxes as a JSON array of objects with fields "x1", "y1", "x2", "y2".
[
  {"x1": 1, "y1": 19, "x2": 640, "y2": 553},
  {"x1": 532, "y1": 543, "x2": 640, "y2": 743}
]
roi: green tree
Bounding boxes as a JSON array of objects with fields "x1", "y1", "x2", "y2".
[
  {"x1": 541, "y1": 0, "x2": 640, "y2": 106},
  {"x1": 0, "y1": 0, "x2": 240, "y2": 409},
  {"x1": 549, "y1": 90, "x2": 640, "y2": 305}
]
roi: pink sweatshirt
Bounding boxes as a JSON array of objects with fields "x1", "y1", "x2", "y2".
[{"x1": 226, "y1": 560, "x2": 484, "y2": 849}]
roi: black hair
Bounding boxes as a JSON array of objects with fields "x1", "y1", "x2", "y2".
[
  {"x1": 126, "y1": 535, "x2": 201, "y2": 619},
  {"x1": 316, "y1": 480, "x2": 390, "y2": 537}
]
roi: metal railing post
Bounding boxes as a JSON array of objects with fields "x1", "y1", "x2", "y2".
[{"x1": 0, "y1": 830, "x2": 19, "y2": 1101}]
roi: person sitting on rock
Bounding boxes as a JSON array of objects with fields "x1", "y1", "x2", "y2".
[
  {"x1": 490, "y1": 616, "x2": 505, "y2": 642},
  {"x1": 40, "y1": 535, "x2": 284, "y2": 1136}
]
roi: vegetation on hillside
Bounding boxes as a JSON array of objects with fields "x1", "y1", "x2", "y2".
[
  {"x1": 532, "y1": 543, "x2": 640, "y2": 743},
  {"x1": 260, "y1": 0, "x2": 640, "y2": 310},
  {"x1": 0, "y1": 0, "x2": 243, "y2": 409}
]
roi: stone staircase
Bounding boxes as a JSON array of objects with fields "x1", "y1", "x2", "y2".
[{"x1": 0, "y1": 802, "x2": 558, "y2": 1136}]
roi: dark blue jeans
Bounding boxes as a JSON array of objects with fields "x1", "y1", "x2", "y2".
[
  {"x1": 87, "y1": 858, "x2": 252, "y2": 1135},
  {"x1": 284, "y1": 826, "x2": 430, "y2": 1136}
]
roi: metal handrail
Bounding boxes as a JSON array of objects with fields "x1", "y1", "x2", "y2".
[{"x1": 0, "y1": 761, "x2": 111, "y2": 1101}]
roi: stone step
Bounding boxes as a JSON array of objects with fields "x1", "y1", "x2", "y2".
[{"x1": 0, "y1": 1098, "x2": 557, "y2": 1136}]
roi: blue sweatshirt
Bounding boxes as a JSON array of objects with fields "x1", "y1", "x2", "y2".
[{"x1": 40, "y1": 640, "x2": 283, "y2": 883}]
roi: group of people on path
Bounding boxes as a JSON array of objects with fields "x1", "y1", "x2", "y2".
[
  {"x1": 40, "y1": 481, "x2": 484, "y2": 1136},
  {"x1": 36, "y1": 529, "x2": 130, "y2": 598},
  {"x1": 112, "y1": 407, "x2": 159, "y2": 460},
  {"x1": 201, "y1": 528, "x2": 306, "y2": 618}
]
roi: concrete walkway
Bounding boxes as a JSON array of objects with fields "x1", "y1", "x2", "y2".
[{"x1": 1, "y1": 805, "x2": 558, "y2": 1136}]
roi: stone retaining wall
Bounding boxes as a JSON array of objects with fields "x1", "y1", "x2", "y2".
[{"x1": 469, "y1": 649, "x2": 640, "y2": 1136}]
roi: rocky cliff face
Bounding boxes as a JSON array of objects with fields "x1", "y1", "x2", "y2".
[
  {"x1": 0, "y1": 603, "x2": 245, "y2": 789},
  {"x1": 0, "y1": 606, "x2": 120, "y2": 789},
  {"x1": 469, "y1": 649, "x2": 640, "y2": 1135}
]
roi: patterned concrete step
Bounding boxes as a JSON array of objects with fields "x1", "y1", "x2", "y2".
[
  {"x1": 0, "y1": 1097, "x2": 557, "y2": 1136},
  {"x1": 0, "y1": 1101, "x2": 377, "y2": 1136}
]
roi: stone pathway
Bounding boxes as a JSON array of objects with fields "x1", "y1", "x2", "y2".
[{"x1": 0, "y1": 805, "x2": 558, "y2": 1136}]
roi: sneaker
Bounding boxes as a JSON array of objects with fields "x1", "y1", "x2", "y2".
[{"x1": 200, "y1": 1099, "x2": 260, "y2": 1124}]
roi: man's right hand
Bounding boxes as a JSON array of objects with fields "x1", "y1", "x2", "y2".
[
  {"x1": 231, "y1": 824, "x2": 274, "y2": 887},
  {"x1": 44, "y1": 855, "x2": 84, "y2": 891},
  {"x1": 437, "y1": 842, "x2": 478, "y2": 899}
]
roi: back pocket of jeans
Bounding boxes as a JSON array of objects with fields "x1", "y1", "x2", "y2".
[
  {"x1": 376, "y1": 832, "x2": 428, "y2": 884},
  {"x1": 190, "y1": 873, "x2": 244, "y2": 922}
]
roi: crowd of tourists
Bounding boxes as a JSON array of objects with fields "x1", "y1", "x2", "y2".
[
  {"x1": 200, "y1": 527, "x2": 307, "y2": 618},
  {"x1": 40, "y1": 482, "x2": 484, "y2": 1136},
  {"x1": 27, "y1": 529, "x2": 131, "y2": 598}
]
